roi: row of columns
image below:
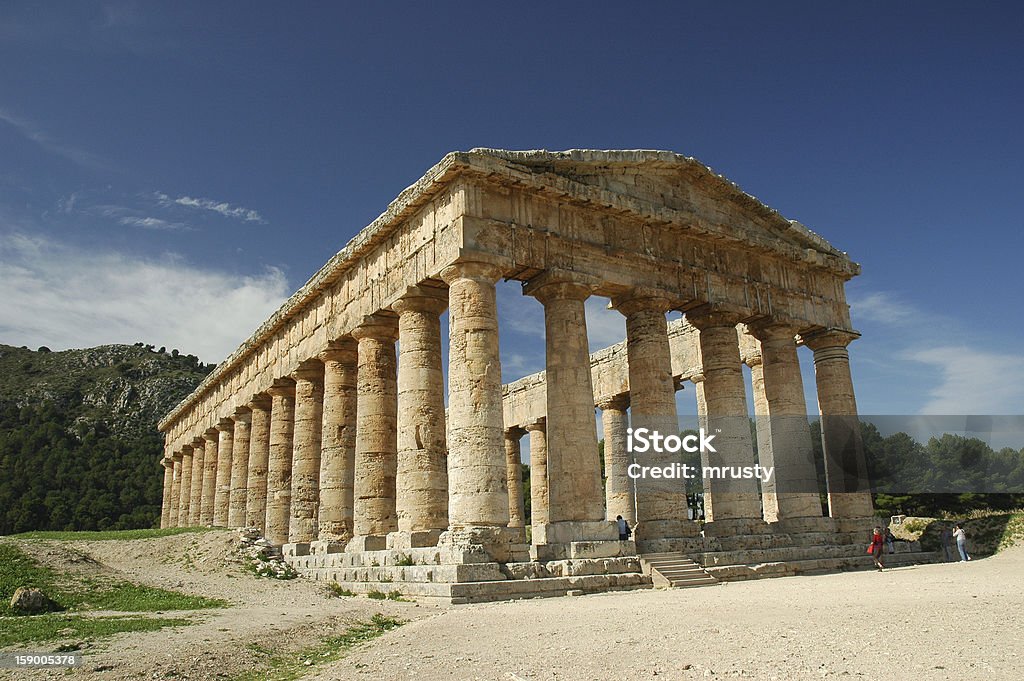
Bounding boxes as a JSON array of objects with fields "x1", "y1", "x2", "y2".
[{"x1": 161, "y1": 261, "x2": 870, "y2": 546}]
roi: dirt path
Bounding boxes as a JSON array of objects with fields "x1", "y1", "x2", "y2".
[{"x1": 3, "y1": 533, "x2": 1022, "y2": 680}]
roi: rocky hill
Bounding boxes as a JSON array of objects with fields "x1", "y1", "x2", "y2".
[{"x1": 0, "y1": 343, "x2": 213, "y2": 534}]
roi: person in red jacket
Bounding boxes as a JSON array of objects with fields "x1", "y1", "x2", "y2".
[{"x1": 868, "y1": 527, "x2": 885, "y2": 571}]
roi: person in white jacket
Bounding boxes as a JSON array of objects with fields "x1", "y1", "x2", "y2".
[{"x1": 953, "y1": 524, "x2": 972, "y2": 562}]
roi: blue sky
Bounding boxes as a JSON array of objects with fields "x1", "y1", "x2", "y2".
[{"x1": 1, "y1": 2, "x2": 1022, "y2": 417}]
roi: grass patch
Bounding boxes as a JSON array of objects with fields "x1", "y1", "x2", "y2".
[
  {"x1": 0, "y1": 614, "x2": 191, "y2": 647},
  {"x1": 8, "y1": 527, "x2": 215, "y2": 541},
  {"x1": 367, "y1": 590, "x2": 386, "y2": 600},
  {"x1": 326, "y1": 582, "x2": 355, "y2": 598},
  {"x1": 233, "y1": 614, "x2": 403, "y2": 681},
  {"x1": 0, "y1": 542, "x2": 226, "y2": 616},
  {"x1": 386, "y1": 590, "x2": 411, "y2": 602}
]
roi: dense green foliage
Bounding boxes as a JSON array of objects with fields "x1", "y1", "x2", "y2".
[{"x1": 0, "y1": 343, "x2": 211, "y2": 534}]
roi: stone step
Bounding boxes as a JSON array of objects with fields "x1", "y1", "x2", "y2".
[
  {"x1": 640, "y1": 552, "x2": 718, "y2": 589},
  {"x1": 695, "y1": 543, "x2": 869, "y2": 566},
  {"x1": 704, "y1": 550, "x2": 945, "y2": 582}
]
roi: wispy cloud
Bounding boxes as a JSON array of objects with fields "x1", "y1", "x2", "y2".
[
  {"x1": 0, "y1": 233, "x2": 289, "y2": 362},
  {"x1": 911, "y1": 346, "x2": 1024, "y2": 414},
  {"x1": 156, "y1": 192, "x2": 265, "y2": 223},
  {"x1": 117, "y1": 216, "x2": 190, "y2": 231},
  {"x1": 0, "y1": 107, "x2": 107, "y2": 169}
]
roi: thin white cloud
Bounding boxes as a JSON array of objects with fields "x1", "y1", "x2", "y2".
[
  {"x1": 585, "y1": 296, "x2": 626, "y2": 350},
  {"x1": 156, "y1": 191, "x2": 264, "y2": 223},
  {"x1": 909, "y1": 346, "x2": 1024, "y2": 415},
  {"x1": 0, "y1": 107, "x2": 107, "y2": 169},
  {"x1": 118, "y1": 216, "x2": 189, "y2": 231},
  {"x1": 0, "y1": 233, "x2": 289, "y2": 363}
]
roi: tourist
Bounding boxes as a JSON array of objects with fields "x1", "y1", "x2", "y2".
[
  {"x1": 616, "y1": 515, "x2": 631, "y2": 541},
  {"x1": 940, "y1": 525, "x2": 954, "y2": 562},
  {"x1": 868, "y1": 527, "x2": 885, "y2": 571},
  {"x1": 953, "y1": 523, "x2": 972, "y2": 562},
  {"x1": 884, "y1": 527, "x2": 895, "y2": 554}
]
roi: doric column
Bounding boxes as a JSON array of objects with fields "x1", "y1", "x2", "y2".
[
  {"x1": 289, "y1": 360, "x2": 325, "y2": 544},
  {"x1": 524, "y1": 272, "x2": 603, "y2": 524},
  {"x1": 213, "y1": 419, "x2": 234, "y2": 527},
  {"x1": 504, "y1": 428, "x2": 526, "y2": 528},
  {"x1": 265, "y1": 379, "x2": 296, "y2": 545},
  {"x1": 394, "y1": 287, "x2": 449, "y2": 542},
  {"x1": 598, "y1": 394, "x2": 634, "y2": 523},
  {"x1": 188, "y1": 438, "x2": 205, "y2": 526},
  {"x1": 688, "y1": 308, "x2": 762, "y2": 522},
  {"x1": 803, "y1": 329, "x2": 873, "y2": 519},
  {"x1": 612, "y1": 294, "x2": 689, "y2": 540},
  {"x1": 317, "y1": 340, "x2": 358, "y2": 543},
  {"x1": 747, "y1": 323, "x2": 822, "y2": 522},
  {"x1": 441, "y1": 262, "x2": 510, "y2": 528},
  {"x1": 170, "y1": 453, "x2": 182, "y2": 527},
  {"x1": 525, "y1": 419, "x2": 549, "y2": 526},
  {"x1": 228, "y1": 407, "x2": 252, "y2": 528},
  {"x1": 160, "y1": 458, "x2": 173, "y2": 529},
  {"x1": 246, "y1": 394, "x2": 273, "y2": 533},
  {"x1": 200, "y1": 429, "x2": 219, "y2": 526},
  {"x1": 179, "y1": 444, "x2": 195, "y2": 526},
  {"x1": 350, "y1": 315, "x2": 399, "y2": 547}
]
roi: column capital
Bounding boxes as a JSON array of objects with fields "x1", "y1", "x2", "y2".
[
  {"x1": 505, "y1": 425, "x2": 526, "y2": 440},
  {"x1": 248, "y1": 392, "x2": 273, "y2": 410},
  {"x1": 801, "y1": 328, "x2": 861, "y2": 351},
  {"x1": 191, "y1": 436, "x2": 205, "y2": 448},
  {"x1": 610, "y1": 288, "x2": 674, "y2": 316},
  {"x1": 233, "y1": 406, "x2": 252, "y2": 421},
  {"x1": 685, "y1": 305, "x2": 745, "y2": 330},
  {"x1": 183, "y1": 443, "x2": 196, "y2": 454},
  {"x1": 523, "y1": 269, "x2": 599, "y2": 303},
  {"x1": 744, "y1": 350, "x2": 763, "y2": 368},
  {"x1": 351, "y1": 313, "x2": 399, "y2": 342},
  {"x1": 524, "y1": 417, "x2": 547, "y2": 433},
  {"x1": 392, "y1": 285, "x2": 448, "y2": 315},
  {"x1": 202, "y1": 428, "x2": 218, "y2": 443},
  {"x1": 266, "y1": 377, "x2": 296, "y2": 397},
  {"x1": 215, "y1": 418, "x2": 234, "y2": 432},
  {"x1": 172, "y1": 451, "x2": 184, "y2": 461},
  {"x1": 440, "y1": 261, "x2": 504, "y2": 285},
  {"x1": 746, "y1": 319, "x2": 799, "y2": 343},
  {"x1": 292, "y1": 358, "x2": 324, "y2": 382},
  {"x1": 318, "y1": 337, "x2": 358, "y2": 363},
  {"x1": 596, "y1": 394, "x2": 630, "y2": 411}
]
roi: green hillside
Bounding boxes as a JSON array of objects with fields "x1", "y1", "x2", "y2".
[{"x1": 0, "y1": 344, "x2": 213, "y2": 534}]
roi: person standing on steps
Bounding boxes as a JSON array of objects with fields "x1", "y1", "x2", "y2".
[
  {"x1": 868, "y1": 527, "x2": 885, "y2": 571},
  {"x1": 616, "y1": 515, "x2": 631, "y2": 541},
  {"x1": 953, "y1": 523, "x2": 972, "y2": 562}
]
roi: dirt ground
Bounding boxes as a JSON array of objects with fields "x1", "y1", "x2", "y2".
[{"x1": 2, "y1": 531, "x2": 1022, "y2": 680}]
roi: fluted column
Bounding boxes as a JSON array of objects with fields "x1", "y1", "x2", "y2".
[
  {"x1": 803, "y1": 329, "x2": 873, "y2": 519},
  {"x1": 688, "y1": 309, "x2": 762, "y2": 522},
  {"x1": 289, "y1": 360, "x2": 325, "y2": 544},
  {"x1": 612, "y1": 294, "x2": 689, "y2": 540},
  {"x1": 317, "y1": 340, "x2": 358, "y2": 543},
  {"x1": 160, "y1": 458, "x2": 173, "y2": 529},
  {"x1": 180, "y1": 444, "x2": 195, "y2": 526},
  {"x1": 504, "y1": 428, "x2": 526, "y2": 529},
  {"x1": 526, "y1": 419, "x2": 549, "y2": 526},
  {"x1": 228, "y1": 407, "x2": 252, "y2": 528},
  {"x1": 213, "y1": 419, "x2": 234, "y2": 527},
  {"x1": 441, "y1": 262, "x2": 510, "y2": 528},
  {"x1": 350, "y1": 315, "x2": 399, "y2": 548},
  {"x1": 394, "y1": 287, "x2": 449, "y2": 542},
  {"x1": 266, "y1": 380, "x2": 296, "y2": 545},
  {"x1": 599, "y1": 394, "x2": 634, "y2": 523},
  {"x1": 525, "y1": 273, "x2": 604, "y2": 524},
  {"x1": 246, "y1": 394, "x2": 272, "y2": 533},
  {"x1": 188, "y1": 439, "x2": 205, "y2": 526},
  {"x1": 170, "y1": 453, "x2": 182, "y2": 527},
  {"x1": 200, "y1": 429, "x2": 219, "y2": 526},
  {"x1": 748, "y1": 323, "x2": 822, "y2": 521}
]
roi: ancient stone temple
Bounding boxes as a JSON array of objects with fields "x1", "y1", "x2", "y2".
[{"x1": 158, "y1": 149, "x2": 925, "y2": 602}]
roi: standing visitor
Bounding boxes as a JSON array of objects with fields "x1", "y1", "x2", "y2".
[
  {"x1": 953, "y1": 523, "x2": 972, "y2": 562},
  {"x1": 616, "y1": 515, "x2": 631, "y2": 541},
  {"x1": 868, "y1": 527, "x2": 885, "y2": 571}
]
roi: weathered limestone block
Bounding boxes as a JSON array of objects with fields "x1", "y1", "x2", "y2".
[
  {"x1": 613, "y1": 294, "x2": 690, "y2": 540},
  {"x1": 289, "y1": 360, "x2": 325, "y2": 544},
  {"x1": 351, "y1": 315, "x2": 399, "y2": 542},
  {"x1": 318, "y1": 340, "x2": 358, "y2": 543},
  {"x1": 394, "y1": 287, "x2": 449, "y2": 537},
  {"x1": 227, "y1": 407, "x2": 252, "y2": 528},
  {"x1": 441, "y1": 262, "x2": 510, "y2": 529},
  {"x1": 525, "y1": 272, "x2": 604, "y2": 525},
  {"x1": 504, "y1": 428, "x2": 526, "y2": 528},
  {"x1": 266, "y1": 380, "x2": 296, "y2": 545},
  {"x1": 214, "y1": 419, "x2": 234, "y2": 527},
  {"x1": 747, "y1": 322, "x2": 822, "y2": 521},
  {"x1": 526, "y1": 419, "x2": 548, "y2": 526},
  {"x1": 188, "y1": 438, "x2": 205, "y2": 526},
  {"x1": 169, "y1": 454, "x2": 182, "y2": 528},
  {"x1": 688, "y1": 309, "x2": 762, "y2": 521},
  {"x1": 200, "y1": 429, "x2": 219, "y2": 526},
  {"x1": 160, "y1": 458, "x2": 173, "y2": 528},
  {"x1": 599, "y1": 394, "x2": 633, "y2": 523},
  {"x1": 804, "y1": 330, "x2": 873, "y2": 519},
  {"x1": 246, "y1": 394, "x2": 272, "y2": 533}
]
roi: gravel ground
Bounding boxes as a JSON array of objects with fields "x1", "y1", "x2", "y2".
[{"x1": 2, "y1": 532, "x2": 1021, "y2": 681}]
